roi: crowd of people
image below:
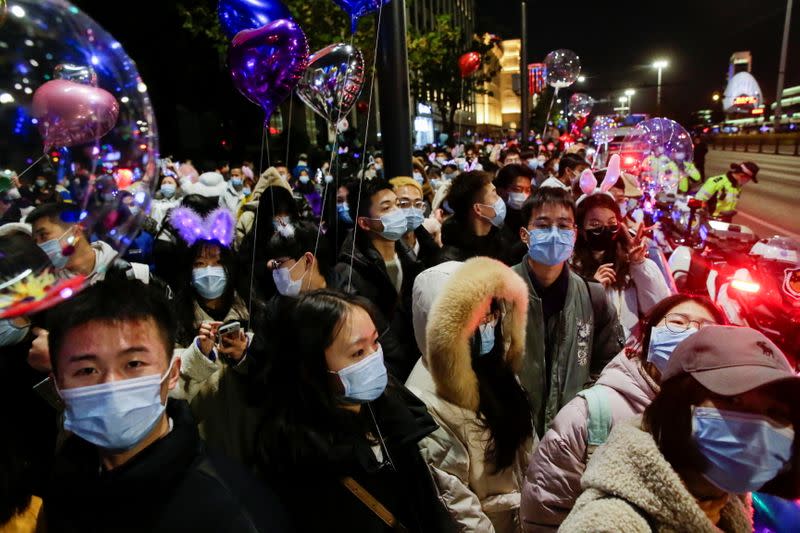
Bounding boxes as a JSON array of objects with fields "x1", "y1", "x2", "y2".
[{"x1": 1, "y1": 136, "x2": 797, "y2": 533}]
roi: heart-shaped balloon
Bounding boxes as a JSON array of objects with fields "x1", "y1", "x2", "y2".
[
  {"x1": 32, "y1": 79, "x2": 119, "y2": 151},
  {"x1": 333, "y1": 0, "x2": 391, "y2": 34},
  {"x1": 601, "y1": 154, "x2": 622, "y2": 191},
  {"x1": 54, "y1": 63, "x2": 98, "y2": 86},
  {"x1": 579, "y1": 169, "x2": 597, "y2": 195},
  {"x1": 296, "y1": 43, "x2": 365, "y2": 125},
  {"x1": 458, "y1": 52, "x2": 481, "y2": 78},
  {"x1": 217, "y1": 0, "x2": 293, "y2": 40},
  {"x1": 229, "y1": 19, "x2": 309, "y2": 123}
]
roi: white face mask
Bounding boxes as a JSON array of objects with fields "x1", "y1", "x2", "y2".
[{"x1": 272, "y1": 258, "x2": 305, "y2": 296}]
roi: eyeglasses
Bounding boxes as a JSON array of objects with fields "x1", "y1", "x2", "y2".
[
  {"x1": 397, "y1": 199, "x2": 427, "y2": 210},
  {"x1": 662, "y1": 313, "x2": 717, "y2": 333},
  {"x1": 532, "y1": 222, "x2": 576, "y2": 231}
]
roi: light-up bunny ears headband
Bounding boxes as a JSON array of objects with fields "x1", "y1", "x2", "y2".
[
  {"x1": 576, "y1": 154, "x2": 623, "y2": 206},
  {"x1": 169, "y1": 207, "x2": 235, "y2": 247}
]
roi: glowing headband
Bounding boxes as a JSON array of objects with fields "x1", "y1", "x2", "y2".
[{"x1": 169, "y1": 207, "x2": 235, "y2": 247}]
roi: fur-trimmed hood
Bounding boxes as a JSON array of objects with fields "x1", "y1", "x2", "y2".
[{"x1": 425, "y1": 256, "x2": 528, "y2": 411}]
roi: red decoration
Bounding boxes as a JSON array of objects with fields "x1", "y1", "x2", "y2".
[
  {"x1": 356, "y1": 100, "x2": 369, "y2": 114},
  {"x1": 458, "y1": 52, "x2": 481, "y2": 78}
]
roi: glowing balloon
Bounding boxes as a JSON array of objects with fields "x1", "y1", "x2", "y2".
[
  {"x1": 217, "y1": 0, "x2": 293, "y2": 40},
  {"x1": 333, "y1": 0, "x2": 391, "y2": 34},
  {"x1": 0, "y1": 0, "x2": 158, "y2": 319},
  {"x1": 296, "y1": 43, "x2": 365, "y2": 125},
  {"x1": 458, "y1": 51, "x2": 481, "y2": 78},
  {"x1": 229, "y1": 19, "x2": 309, "y2": 123},
  {"x1": 622, "y1": 118, "x2": 692, "y2": 189},
  {"x1": 544, "y1": 49, "x2": 581, "y2": 89},
  {"x1": 568, "y1": 93, "x2": 594, "y2": 118},
  {"x1": 592, "y1": 116, "x2": 616, "y2": 145}
]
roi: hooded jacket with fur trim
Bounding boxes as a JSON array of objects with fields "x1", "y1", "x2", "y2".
[{"x1": 406, "y1": 257, "x2": 536, "y2": 533}]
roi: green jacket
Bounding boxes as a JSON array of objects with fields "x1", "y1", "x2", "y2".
[
  {"x1": 696, "y1": 173, "x2": 741, "y2": 215},
  {"x1": 678, "y1": 161, "x2": 702, "y2": 193},
  {"x1": 512, "y1": 262, "x2": 624, "y2": 437}
]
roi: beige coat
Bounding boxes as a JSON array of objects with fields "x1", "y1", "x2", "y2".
[
  {"x1": 406, "y1": 257, "x2": 536, "y2": 533},
  {"x1": 234, "y1": 167, "x2": 293, "y2": 249},
  {"x1": 560, "y1": 419, "x2": 753, "y2": 533}
]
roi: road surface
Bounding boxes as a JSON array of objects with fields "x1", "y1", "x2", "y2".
[{"x1": 704, "y1": 148, "x2": 800, "y2": 240}]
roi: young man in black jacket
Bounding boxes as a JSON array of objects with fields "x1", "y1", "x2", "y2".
[{"x1": 41, "y1": 279, "x2": 289, "y2": 533}]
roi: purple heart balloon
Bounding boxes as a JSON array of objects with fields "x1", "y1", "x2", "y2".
[
  {"x1": 229, "y1": 19, "x2": 309, "y2": 123},
  {"x1": 333, "y1": 0, "x2": 391, "y2": 33}
]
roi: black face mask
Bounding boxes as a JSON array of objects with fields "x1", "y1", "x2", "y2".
[{"x1": 584, "y1": 225, "x2": 620, "y2": 252}]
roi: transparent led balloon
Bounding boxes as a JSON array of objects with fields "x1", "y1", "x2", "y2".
[
  {"x1": 622, "y1": 118, "x2": 692, "y2": 191},
  {"x1": 0, "y1": 0, "x2": 158, "y2": 318},
  {"x1": 568, "y1": 93, "x2": 594, "y2": 119},
  {"x1": 591, "y1": 116, "x2": 616, "y2": 145},
  {"x1": 544, "y1": 49, "x2": 581, "y2": 89}
]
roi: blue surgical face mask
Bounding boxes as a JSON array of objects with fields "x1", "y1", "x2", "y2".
[
  {"x1": 192, "y1": 265, "x2": 227, "y2": 299},
  {"x1": 527, "y1": 226, "x2": 575, "y2": 266},
  {"x1": 430, "y1": 178, "x2": 441, "y2": 189},
  {"x1": 527, "y1": 159, "x2": 539, "y2": 170},
  {"x1": 242, "y1": 187, "x2": 252, "y2": 197},
  {"x1": 231, "y1": 177, "x2": 243, "y2": 188},
  {"x1": 324, "y1": 174, "x2": 334, "y2": 184},
  {"x1": 333, "y1": 345, "x2": 388, "y2": 403},
  {"x1": 337, "y1": 202, "x2": 353, "y2": 225},
  {"x1": 39, "y1": 229, "x2": 72, "y2": 270},
  {"x1": 59, "y1": 358, "x2": 176, "y2": 451},
  {"x1": 413, "y1": 172, "x2": 424, "y2": 184},
  {"x1": 36, "y1": 179, "x2": 47, "y2": 188},
  {"x1": 507, "y1": 192, "x2": 528, "y2": 210},
  {"x1": 403, "y1": 207, "x2": 425, "y2": 232},
  {"x1": 443, "y1": 172, "x2": 456, "y2": 180},
  {"x1": 299, "y1": 175, "x2": 310, "y2": 184},
  {"x1": 647, "y1": 325, "x2": 698, "y2": 372},
  {"x1": 0, "y1": 319, "x2": 29, "y2": 347},
  {"x1": 478, "y1": 320, "x2": 497, "y2": 356},
  {"x1": 479, "y1": 197, "x2": 507, "y2": 228},
  {"x1": 692, "y1": 406, "x2": 794, "y2": 494},
  {"x1": 272, "y1": 258, "x2": 305, "y2": 297},
  {"x1": 160, "y1": 184, "x2": 176, "y2": 198},
  {"x1": 372, "y1": 208, "x2": 408, "y2": 241}
]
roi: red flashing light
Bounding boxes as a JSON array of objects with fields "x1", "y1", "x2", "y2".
[
  {"x1": 731, "y1": 279, "x2": 760, "y2": 294},
  {"x1": 687, "y1": 198, "x2": 704, "y2": 209},
  {"x1": 624, "y1": 156, "x2": 636, "y2": 166}
]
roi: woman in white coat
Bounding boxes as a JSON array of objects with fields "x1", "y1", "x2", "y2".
[{"x1": 406, "y1": 256, "x2": 536, "y2": 532}]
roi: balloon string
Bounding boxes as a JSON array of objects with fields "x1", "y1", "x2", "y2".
[
  {"x1": 247, "y1": 123, "x2": 268, "y2": 322},
  {"x1": 458, "y1": 79, "x2": 464, "y2": 142},
  {"x1": 16, "y1": 154, "x2": 46, "y2": 180},
  {"x1": 348, "y1": 3, "x2": 384, "y2": 291},
  {"x1": 285, "y1": 96, "x2": 293, "y2": 166},
  {"x1": 542, "y1": 87, "x2": 559, "y2": 139}
]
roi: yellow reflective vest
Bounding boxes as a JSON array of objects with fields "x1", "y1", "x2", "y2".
[{"x1": 695, "y1": 173, "x2": 741, "y2": 215}]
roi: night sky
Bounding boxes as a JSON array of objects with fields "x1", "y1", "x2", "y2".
[{"x1": 71, "y1": 0, "x2": 799, "y2": 158}]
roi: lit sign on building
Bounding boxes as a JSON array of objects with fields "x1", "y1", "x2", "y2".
[
  {"x1": 528, "y1": 63, "x2": 547, "y2": 95},
  {"x1": 733, "y1": 95, "x2": 758, "y2": 107}
]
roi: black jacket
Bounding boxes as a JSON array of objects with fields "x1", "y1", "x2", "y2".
[
  {"x1": 42, "y1": 400, "x2": 290, "y2": 533},
  {"x1": 438, "y1": 217, "x2": 515, "y2": 265},
  {"x1": 264, "y1": 385, "x2": 456, "y2": 533},
  {"x1": 335, "y1": 230, "x2": 423, "y2": 381},
  {"x1": 411, "y1": 225, "x2": 442, "y2": 269}
]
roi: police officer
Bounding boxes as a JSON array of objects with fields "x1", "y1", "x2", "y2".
[
  {"x1": 675, "y1": 152, "x2": 702, "y2": 194},
  {"x1": 695, "y1": 161, "x2": 759, "y2": 221}
]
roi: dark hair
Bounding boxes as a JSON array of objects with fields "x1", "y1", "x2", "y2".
[
  {"x1": 521, "y1": 186, "x2": 576, "y2": 227},
  {"x1": 471, "y1": 300, "x2": 533, "y2": 471},
  {"x1": 47, "y1": 279, "x2": 176, "y2": 371},
  {"x1": 520, "y1": 149, "x2": 536, "y2": 160},
  {"x1": 253, "y1": 290, "x2": 380, "y2": 475},
  {"x1": 265, "y1": 221, "x2": 333, "y2": 281},
  {"x1": 494, "y1": 163, "x2": 534, "y2": 191},
  {"x1": 557, "y1": 153, "x2": 588, "y2": 178},
  {"x1": 173, "y1": 240, "x2": 240, "y2": 345},
  {"x1": 499, "y1": 147, "x2": 520, "y2": 163},
  {"x1": 0, "y1": 232, "x2": 51, "y2": 277},
  {"x1": 632, "y1": 294, "x2": 726, "y2": 362},
  {"x1": 26, "y1": 202, "x2": 79, "y2": 229},
  {"x1": 179, "y1": 194, "x2": 218, "y2": 216},
  {"x1": 345, "y1": 177, "x2": 393, "y2": 222},
  {"x1": 445, "y1": 171, "x2": 493, "y2": 223},
  {"x1": 572, "y1": 193, "x2": 631, "y2": 289}
]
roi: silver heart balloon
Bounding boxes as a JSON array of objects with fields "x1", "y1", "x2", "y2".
[
  {"x1": 296, "y1": 43, "x2": 365, "y2": 125},
  {"x1": 54, "y1": 63, "x2": 98, "y2": 87}
]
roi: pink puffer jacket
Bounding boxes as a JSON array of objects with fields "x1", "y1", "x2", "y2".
[{"x1": 519, "y1": 352, "x2": 659, "y2": 532}]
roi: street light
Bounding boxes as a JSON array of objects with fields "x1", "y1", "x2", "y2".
[
  {"x1": 618, "y1": 96, "x2": 629, "y2": 115},
  {"x1": 577, "y1": 75, "x2": 586, "y2": 83},
  {"x1": 624, "y1": 88, "x2": 636, "y2": 114},
  {"x1": 712, "y1": 93, "x2": 720, "y2": 102},
  {"x1": 652, "y1": 59, "x2": 669, "y2": 114}
]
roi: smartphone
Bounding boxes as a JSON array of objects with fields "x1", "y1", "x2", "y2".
[{"x1": 216, "y1": 321, "x2": 241, "y2": 340}]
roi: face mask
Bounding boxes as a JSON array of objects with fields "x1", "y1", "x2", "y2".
[
  {"x1": 527, "y1": 159, "x2": 539, "y2": 170},
  {"x1": 337, "y1": 202, "x2": 353, "y2": 225},
  {"x1": 374, "y1": 164, "x2": 382, "y2": 171},
  {"x1": 192, "y1": 265, "x2": 227, "y2": 299},
  {"x1": 372, "y1": 208, "x2": 408, "y2": 241},
  {"x1": 430, "y1": 178, "x2": 441, "y2": 189},
  {"x1": 333, "y1": 345, "x2": 388, "y2": 403},
  {"x1": 584, "y1": 225, "x2": 620, "y2": 252},
  {"x1": 0, "y1": 319, "x2": 29, "y2": 347},
  {"x1": 412, "y1": 172, "x2": 424, "y2": 184},
  {"x1": 299, "y1": 175, "x2": 310, "y2": 184},
  {"x1": 553, "y1": 162, "x2": 560, "y2": 173},
  {"x1": 272, "y1": 258, "x2": 305, "y2": 296},
  {"x1": 60, "y1": 358, "x2": 176, "y2": 451},
  {"x1": 160, "y1": 184, "x2": 176, "y2": 198},
  {"x1": 403, "y1": 207, "x2": 425, "y2": 232},
  {"x1": 231, "y1": 178, "x2": 243, "y2": 188},
  {"x1": 537, "y1": 156, "x2": 547, "y2": 164},
  {"x1": 478, "y1": 320, "x2": 496, "y2": 356},
  {"x1": 527, "y1": 227, "x2": 575, "y2": 266},
  {"x1": 692, "y1": 406, "x2": 794, "y2": 494},
  {"x1": 36, "y1": 179, "x2": 47, "y2": 188},
  {"x1": 646, "y1": 325, "x2": 697, "y2": 372},
  {"x1": 443, "y1": 172, "x2": 456, "y2": 180},
  {"x1": 324, "y1": 175, "x2": 334, "y2": 184},
  {"x1": 618, "y1": 201, "x2": 628, "y2": 217},
  {"x1": 507, "y1": 192, "x2": 528, "y2": 210},
  {"x1": 436, "y1": 157, "x2": 447, "y2": 165},
  {"x1": 478, "y1": 197, "x2": 507, "y2": 227},
  {"x1": 242, "y1": 187, "x2": 252, "y2": 197},
  {"x1": 39, "y1": 229, "x2": 72, "y2": 270}
]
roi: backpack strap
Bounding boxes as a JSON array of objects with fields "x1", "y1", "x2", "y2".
[
  {"x1": 583, "y1": 277, "x2": 605, "y2": 325},
  {"x1": 577, "y1": 386, "x2": 613, "y2": 452}
]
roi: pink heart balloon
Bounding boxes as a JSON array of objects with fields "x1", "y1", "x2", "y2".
[
  {"x1": 601, "y1": 154, "x2": 621, "y2": 191},
  {"x1": 32, "y1": 79, "x2": 119, "y2": 151},
  {"x1": 579, "y1": 169, "x2": 597, "y2": 195}
]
